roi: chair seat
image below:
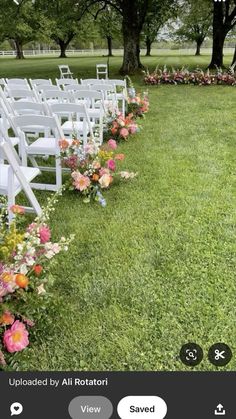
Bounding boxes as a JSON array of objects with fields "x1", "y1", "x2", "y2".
[
  {"x1": 87, "y1": 109, "x2": 104, "y2": 119},
  {"x1": 0, "y1": 164, "x2": 40, "y2": 195},
  {"x1": 27, "y1": 137, "x2": 58, "y2": 154}
]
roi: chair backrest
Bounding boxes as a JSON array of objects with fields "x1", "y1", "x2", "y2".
[
  {"x1": 7, "y1": 88, "x2": 38, "y2": 101},
  {"x1": 6, "y1": 78, "x2": 30, "y2": 87},
  {"x1": 81, "y1": 78, "x2": 105, "y2": 85},
  {"x1": 56, "y1": 78, "x2": 78, "y2": 88},
  {"x1": 40, "y1": 90, "x2": 71, "y2": 102},
  {"x1": 10, "y1": 100, "x2": 47, "y2": 116},
  {"x1": 58, "y1": 65, "x2": 73, "y2": 78},
  {"x1": 72, "y1": 90, "x2": 103, "y2": 108},
  {"x1": 96, "y1": 64, "x2": 108, "y2": 79},
  {"x1": 108, "y1": 79, "x2": 127, "y2": 88},
  {"x1": 34, "y1": 84, "x2": 61, "y2": 93},
  {"x1": 29, "y1": 78, "x2": 53, "y2": 88},
  {"x1": 64, "y1": 84, "x2": 89, "y2": 92},
  {"x1": 12, "y1": 114, "x2": 64, "y2": 139}
]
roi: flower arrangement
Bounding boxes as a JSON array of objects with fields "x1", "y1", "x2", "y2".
[
  {"x1": 0, "y1": 194, "x2": 74, "y2": 365},
  {"x1": 60, "y1": 139, "x2": 137, "y2": 206},
  {"x1": 127, "y1": 92, "x2": 149, "y2": 118},
  {"x1": 143, "y1": 66, "x2": 236, "y2": 86},
  {"x1": 105, "y1": 112, "x2": 139, "y2": 141}
]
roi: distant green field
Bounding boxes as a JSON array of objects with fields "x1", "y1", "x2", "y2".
[{"x1": 2, "y1": 56, "x2": 236, "y2": 372}]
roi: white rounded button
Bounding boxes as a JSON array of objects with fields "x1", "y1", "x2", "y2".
[{"x1": 117, "y1": 396, "x2": 167, "y2": 419}]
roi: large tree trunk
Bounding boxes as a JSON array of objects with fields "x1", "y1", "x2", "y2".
[
  {"x1": 120, "y1": 26, "x2": 140, "y2": 74},
  {"x1": 145, "y1": 36, "x2": 152, "y2": 57},
  {"x1": 208, "y1": 3, "x2": 226, "y2": 68},
  {"x1": 231, "y1": 44, "x2": 236, "y2": 66},
  {"x1": 195, "y1": 39, "x2": 203, "y2": 56},
  {"x1": 15, "y1": 39, "x2": 24, "y2": 59},
  {"x1": 58, "y1": 39, "x2": 68, "y2": 58},
  {"x1": 106, "y1": 36, "x2": 113, "y2": 57},
  {"x1": 119, "y1": 1, "x2": 146, "y2": 75}
]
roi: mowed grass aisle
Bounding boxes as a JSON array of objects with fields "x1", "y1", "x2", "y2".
[{"x1": 3, "y1": 58, "x2": 236, "y2": 371}]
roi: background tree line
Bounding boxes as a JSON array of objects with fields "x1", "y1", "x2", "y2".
[{"x1": 0, "y1": 0, "x2": 235, "y2": 73}]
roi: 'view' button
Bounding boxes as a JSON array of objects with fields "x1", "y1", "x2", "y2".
[
  {"x1": 117, "y1": 396, "x2": 167, "y2": 419},
  {"x1": 68, "y1": 396, "x2": 113, "y2": 419}
]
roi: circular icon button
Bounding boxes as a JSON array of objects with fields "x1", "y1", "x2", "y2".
[
  {"x1": 208, "y1": 343, "x2": 232, "y2": 367},
  {"x1": 180, "y1": 343, "x2": 203, "y2": 367}
]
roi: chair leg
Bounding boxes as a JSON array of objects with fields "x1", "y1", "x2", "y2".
[
  {"x1": 7, "y1": 167, "x2": 15, "y2": 224},
  {"x1": 55, "y1": 155, "x2": 62, "y2": 190}
]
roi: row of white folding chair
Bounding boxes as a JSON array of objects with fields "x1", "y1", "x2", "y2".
[{"x1": 0, "y1": 137, "x2": 42, "y2": 223}]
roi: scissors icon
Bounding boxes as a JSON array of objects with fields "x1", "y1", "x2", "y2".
[{"x1": 214, "y1": 349, "x2": 225, "y2": 360}]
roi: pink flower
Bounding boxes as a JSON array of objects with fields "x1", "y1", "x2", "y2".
[
  {"x1": 3, "y1": 320, "x2": 29, "y2": 353},
  {"x1": 107, "y1": 159, "x2": 116, "y2": 171},
  {"x1": 107, "y1": 139, "x2": 117, "y2": 150},
  {"x1": 71, "y1": 171, "x2": 91, "y2": 191},
  {"x1": 99, "y1": 168, "x2": 110, "y2": 177},
  {"x1": 39, "y1": 225, "x2": 51, "y2": 244},
  {"x1": 129, "y1": 124, "x2": 137, "y2": 134},
  {"x1": 120, "y1": 128, "x2": 129, "y2": 138}
]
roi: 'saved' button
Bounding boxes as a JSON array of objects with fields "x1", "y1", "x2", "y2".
[
  {"x1": 68, "y1": 396, "x2": 113, "y2": 419},
  {"x1": 117, "y1": 396, "x2": 167, "y2": 419}
]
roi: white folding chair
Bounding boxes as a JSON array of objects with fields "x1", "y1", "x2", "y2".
[
  {"x1": 90, "y1": 83, "x2": 118, "y2": 112},
  {"x1": 96, "y1": 64, "x2": 108, "y2": 79},
  {"x1": 58, "y1": 65, "x2": 73, "y2": 79},
  {"x1": 56, "y1": 78, "x2": 78, "y2": 89},
  {"x1": 71, "y1": 90, "x2": 105, "y2": 144},
  {"x1": 0, "y1": 139, "x2": 42, "y2": 223},
  {"x1": 48, "y1": 102, "x2": 94, "y2": 147},
  {"x1": 108, "y1": 79, "x2": 127, "y2": 115},
  {"x1": 12, "y1": 114, "x2": 65, "y2": 191}
]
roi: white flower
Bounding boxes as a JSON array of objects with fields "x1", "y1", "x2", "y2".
[{"x1": 37, "y1": 284, "x2": 46, "y2": 295}]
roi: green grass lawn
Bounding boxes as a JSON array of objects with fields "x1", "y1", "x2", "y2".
[{"x1": 1, "y1": 55, "x2": 236, "y2": 371}]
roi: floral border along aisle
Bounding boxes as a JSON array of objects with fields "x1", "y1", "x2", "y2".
[
  {"x1": 0, "y1": 194, "x2": 74, "y2": 366},
  {"x1": 143, "y1": 66, "x2": 236, "y2": 86},
  {"x1": 60, "y1": 139, "x2": 137, "y2": 206}
]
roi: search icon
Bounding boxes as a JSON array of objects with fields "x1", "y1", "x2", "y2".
[{"x1": 10, "y1": 402, "x2": 23, "y2": 416}]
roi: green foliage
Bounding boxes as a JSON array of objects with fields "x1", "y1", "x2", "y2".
[
  {"x1": 175, "y1": 0, "x2": 212, "y2": 47},
  {"x1": 0, "y1": 0, "x2": 50, "y2": 46}
]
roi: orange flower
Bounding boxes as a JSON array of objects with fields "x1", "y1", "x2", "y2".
[
  {"x1": 59, "y1": 139, "x2": 69, "y2": 150},
  {"x1": 0, "y1": 311, "x2": 15, "y2": 326},
  {"x1": 10, "y1": 205, "x2": 25, "y2": 215},
  {"x1": 115, "y1": 153, "x2": 125, "y2": 161},
  {"x1": 92, "y1": 174, "x2": 99, "y2": 182},
  {"x1": 111, "y1": 127, "x2": 117, "y2": 135},
  {"x1": 15, "y1": 274, "x2": 29, "y2": 289},
  {"x1": 72, "y1": 139, "x2": 81, "y2": 146},
  {"x1": 33, "y1": 265, "x2": 43, "y2": 276}
]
